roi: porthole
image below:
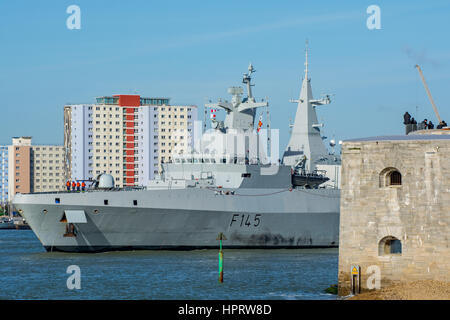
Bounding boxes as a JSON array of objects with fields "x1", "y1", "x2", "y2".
[{"x1": 93, "y1": 209, "x2": 99, "y2": 214}]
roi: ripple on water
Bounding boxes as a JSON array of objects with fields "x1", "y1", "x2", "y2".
[{"x1": 0, "y1": 230, "x2": 338, "y2": 300}]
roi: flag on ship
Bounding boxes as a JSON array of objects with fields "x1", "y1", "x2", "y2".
[
  {"x1": 257, "y1": 115, "x2": 263, "y2": 132},
  {"x1": 210, "y1": 108, "x2": 217, "y2": 119}
]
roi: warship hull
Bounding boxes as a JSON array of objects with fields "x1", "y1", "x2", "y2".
[{"x1": 13, "y1": 188, "x2": 339, "y2": 252}]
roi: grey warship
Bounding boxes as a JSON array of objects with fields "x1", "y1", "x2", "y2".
[{"x1": 13, "y1": 52, "x2": 341, "y2": 253}]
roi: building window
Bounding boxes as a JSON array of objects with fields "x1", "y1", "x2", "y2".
[
  {"x1": 379, "y1": 167, "x2": 402, "y2": 187},
  {"x1": 389, "y1": 171, "x2": 402, "y2": 185},
  {"x1": 379, "y1": 236, "x2": 402, "y2": 255}
]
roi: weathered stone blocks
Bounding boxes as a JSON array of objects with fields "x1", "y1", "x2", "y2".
[{"x1": 338, "y1": 132, "x2": 450, "y2": 296}]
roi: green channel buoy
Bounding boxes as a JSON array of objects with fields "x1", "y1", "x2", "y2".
[{"x1": 216, "y1": 232, "x2": 227, "y2": 283}]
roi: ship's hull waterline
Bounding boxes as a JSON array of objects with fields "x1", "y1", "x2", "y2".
[{"x1": 13, "y1": 188, "x2": 340, "y2": 253}]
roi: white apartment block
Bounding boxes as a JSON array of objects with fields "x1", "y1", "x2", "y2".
[
  {"x1": 156, "y1": 105, "x2": 197, "y2": 171},
  {"x1": 0, "y1": 146, "x2": 8, "y2": 204},
  {"x1": 64, "y1": 104, "x2": 93, "y2": 186},
  {"x1": 65, "y1": 95, "x2": 197, "y2": 187},
  {"x1": 92, "y1": 103, "x2": 124, "y2": 186}
]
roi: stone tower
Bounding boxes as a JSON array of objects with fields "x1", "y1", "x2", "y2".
[{"x1": 338, "y1": 130, "x2": 450, "y2": 296}]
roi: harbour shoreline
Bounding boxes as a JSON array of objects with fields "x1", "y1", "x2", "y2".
[{"x1": 348, "y1": 280, "x2": 450, "y2": 300}]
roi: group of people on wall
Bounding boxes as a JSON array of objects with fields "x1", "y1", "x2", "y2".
[{"x1": 403, "y1": 111, "x2": 447, "y2": 130}]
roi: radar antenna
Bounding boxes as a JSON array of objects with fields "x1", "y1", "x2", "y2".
[
  {"x1": 305, "y1": 39, "x2": 309, "y2": 80},
  {"x1": 243, "y1": 63, "x2": 256, "y2": 102}
]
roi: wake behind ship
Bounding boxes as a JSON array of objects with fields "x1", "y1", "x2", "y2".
[{"x1": 13, "y1": 50, "x2": 341, "y2": 252}]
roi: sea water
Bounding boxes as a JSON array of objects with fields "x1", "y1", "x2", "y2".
[{"x1": 0, "y1": 230, "x2": 338, "y2": 300}]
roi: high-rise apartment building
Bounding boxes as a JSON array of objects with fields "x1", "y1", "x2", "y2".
[
  {"x1": 0, "y1": 146, "x2": 9, "y2": 205},
  {"x1": 64, "y1": 94, "x2": 197, "y2": 187},
  {"x1": 155, "y1": 105, "x2": 197, "y2": 171},
  {"x1": 64, "y1": 103, "x2": 93, "y2": 189}
]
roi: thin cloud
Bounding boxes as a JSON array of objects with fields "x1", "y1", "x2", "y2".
[
  {"x1": 402, "y1": 45, "x2": 441, "y2": 68},
  {"x1": 144, "y1": 11, "x2": 360, "y2": 52},
  {"x1": 15, "y1": 11, "x2": 360, "y2": 72}
]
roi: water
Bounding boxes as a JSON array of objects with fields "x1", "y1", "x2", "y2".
[{"x1": 0, "y1": 230, "x2": 338, "y2": 300}]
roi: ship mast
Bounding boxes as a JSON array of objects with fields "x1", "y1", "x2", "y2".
[
  {"x1": 282, "y1": 41, "x2": 331, "y2": 170},
  {"x1": 243, "y1": 63, "x2": 256, "y2": 102},
  {"x1": 205, "y1": 64, "x2": 268, "y2": 132},
  {"x1": 305, "y1": 40, "x2": 309, "y2": 81}
]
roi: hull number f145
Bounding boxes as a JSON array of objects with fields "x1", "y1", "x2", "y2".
[{"x1": 230, "y1": 214, "x2": 261, "y2": 228}]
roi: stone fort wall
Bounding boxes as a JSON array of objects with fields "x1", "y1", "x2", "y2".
[{"x1": 338, "y1": 133, "x2": 450, "y2": 296}]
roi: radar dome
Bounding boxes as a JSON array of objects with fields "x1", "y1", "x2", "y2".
[{"x1": 97, "y1": 174, "x2": 115, "y2": 189}]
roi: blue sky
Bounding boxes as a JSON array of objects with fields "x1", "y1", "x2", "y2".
[{"x1": 1, "y1": 0, "x2": 449, "y2": 152}]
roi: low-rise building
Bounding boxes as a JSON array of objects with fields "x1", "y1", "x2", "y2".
[
  {"x1": 5, "y1": 137, "x2": 65, "y2": 202},
  {"x1": 30, "y1": 145, "x2": 65, "y2": 193}
]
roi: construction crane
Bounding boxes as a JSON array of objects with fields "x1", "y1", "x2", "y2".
[{"x1": 415, "y1": 64, "x2": 442, "y2": 123}]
